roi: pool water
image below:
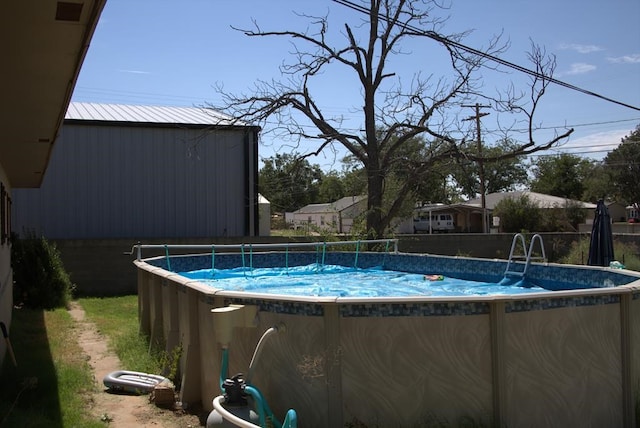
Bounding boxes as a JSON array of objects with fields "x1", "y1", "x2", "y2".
[{"x1": 179, "y1": 263, "x2": 546, "y2": 297}]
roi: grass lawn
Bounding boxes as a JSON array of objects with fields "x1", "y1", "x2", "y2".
[
  {"x1": 0, "y1": 295, "x2": 164, "y2": 427},
  {"x1": 0, "y1": 306, "x2": 103, "y2": 427},
  {"x1": 79, "y1": 296, "x2": 162, "y2": 374}
]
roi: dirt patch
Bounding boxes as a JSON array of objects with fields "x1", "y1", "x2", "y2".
[{"x1": 68, "y1": 302, "x2": 204, "y2": 427}]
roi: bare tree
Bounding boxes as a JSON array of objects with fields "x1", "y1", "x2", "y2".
[{"x1": 212, "y1": 0, "x2": 573, "y2": 238}]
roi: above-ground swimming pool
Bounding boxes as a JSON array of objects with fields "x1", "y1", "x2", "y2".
[
  {"x1": 135, "y1": 239, "x2": 640, "y2": 427},
  {"x1": 180, "y1": 263, "x2": 546, "y2": 297}
]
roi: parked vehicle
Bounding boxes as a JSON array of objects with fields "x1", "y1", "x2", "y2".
[{"x1": 413, "y1": 212, "x2": 455, "y2": 233}]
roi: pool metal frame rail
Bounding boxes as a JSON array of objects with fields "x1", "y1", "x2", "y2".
[{"x1": 130, "y1": 238, "x2": 400, "y2": 262}]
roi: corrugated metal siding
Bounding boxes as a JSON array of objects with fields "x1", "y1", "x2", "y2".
[{"x1": 12, "y1": 122, "x2": 258, "y2": 239}]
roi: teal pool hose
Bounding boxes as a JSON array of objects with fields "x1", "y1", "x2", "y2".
[
  {"x1": 241, "y1": 245, "x2": 246, "y2": 278},
  {"x1": 217, "y1": 329, "x2": 298, "y2": 428},
  {"x1": 244, "y1": 384, "x2": 297, "y2": 428},
  {"x1": 285, "y1": 244, "x2": 289, "y2": 274},
  {"x1": 211, "y1": 246, "x2": 215, "y2": 277},
  {"x1": 282, "y1": 409, "x2": 298, "y2": 428},
  {"x1": 244, "y1": 385, "x2": 268, "y2": 427},
  {"x1": 219, "y1": 348, "x2": 229, "y2": 393},
  {"x1": 354, "y1": 240, "x2": 360, "y2": 268},
  {"x1": 164, "y1": 244, "x2": 172, "y2": 271}
]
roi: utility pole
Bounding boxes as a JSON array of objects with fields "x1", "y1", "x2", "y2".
[{"x1": 463, "y1": 103, "x2": 491, "y2": 233}]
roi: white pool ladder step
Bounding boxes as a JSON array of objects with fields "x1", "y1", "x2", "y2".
[{"x1": 504, "y1": 233, "x2": 547, "y2": 278}]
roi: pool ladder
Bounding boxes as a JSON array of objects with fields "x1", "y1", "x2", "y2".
[{"x1": 504, "y1": 233, "x2": 547, "y2": 279}]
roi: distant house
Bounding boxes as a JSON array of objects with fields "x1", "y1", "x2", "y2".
[
  {"x1": 626, "y1": 203, "x2": 640, "y2": 222},
  {"x1": 606, "y1": 202, "x2": 627, "y2": 223},
  {"x1": 396, "y1": 191, "x2": 599, "y2": 234},
  {"x1": 288, "y1": 196, "x2": 367, "y2": 233},
  {"x1": 465, "y1": 191, "x2": 596, "y2": 232},
  {"x1": 394, "y1": 203, "x2": 459, "y2": 234},
  {"x1": 393, "y1": 199, "x2": 492, "y2": 234},
  {"x1": 466, "y1": 191, "x2": 596, "y2": 212}
]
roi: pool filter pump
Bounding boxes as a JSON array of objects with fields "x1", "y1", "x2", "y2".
[{"x1": 206, "y1": 373, "x2": 259, "y2": 427}]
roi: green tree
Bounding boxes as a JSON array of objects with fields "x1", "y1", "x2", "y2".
[
  {"x1": 453, "y1": 138, "x2": 529, "y2": 199},
  {"x1": 388, "y1": 135, "x2": 460, "y2": 205},
  {"x1": 413, "y1": 161, "x2": 459, "y2": 204},
  {"x1": 539, "y1": 200, "x2": 588, "y2": 232},
  {"x1": 530, "y1": 154, "x2": 593, "y2": 200},
  {"x1": 581, "y1": 161, "x2": 612, "y2": 203},
  {"x1": 343, "y1": 133, "x2": 460, "y2": 206},
  {"x1": 493, "y1": 194, "x2": 542, "y2": 233},
  {"x1": 318, "y1": 171, "x2": 346, "y2": 202},
  {"x1": 342, "y1": 133, "x2": 460, "y2": 216},
  {"x1": 258, "y1": 153, "x2": 323, "y2": 213},
  {"x1": 604, "y1": 124, "x2": 640, "y2": 205},
  {"x1": 215, "y1": 1, "x2": 573, "y2": 237},
  {"x1": 339, "y1": 159, "x2": 367, "y2": 197}
]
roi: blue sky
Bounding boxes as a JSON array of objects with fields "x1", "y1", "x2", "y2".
[{"x1": 72, "y1": 0, "x2": 640, "y2": 169}]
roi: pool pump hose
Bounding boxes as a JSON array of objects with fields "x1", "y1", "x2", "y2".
[
  {"x1": 212, "y1": 326, "x2": 298, "y2": 428},
  {"x1": 247, "y1": 325, "x2": 283, "y2": 384}
]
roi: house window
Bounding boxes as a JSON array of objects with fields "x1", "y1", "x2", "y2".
[{"x1": 320, "y1": 216, "x2": 325, "y2": 225}]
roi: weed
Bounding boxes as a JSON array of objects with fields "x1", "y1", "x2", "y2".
[
  {"x1": 159, "y1": 344, "x2": 184, "y2": 389},
  {"x1": 561, "y1": 239, "x2": 640, "y2": 271}
]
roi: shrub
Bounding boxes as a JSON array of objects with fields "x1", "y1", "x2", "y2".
[
  {"x1": 11, "y1": 232, "x2": 75, "y2": 309},
  {"x1": 493, "y1": 194, "x2": 542, "y2": 233}
]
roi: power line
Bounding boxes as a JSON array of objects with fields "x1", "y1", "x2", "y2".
[
  {"x1": 517, "y1": 118, "x2": 640, "y2": 132},
  {"x1": 332, "y1": 0, "x2": 640, "y2": 112},
  {"x1": 74, "y1": 85, "x2": 640, "y2": 132},
  {"x1": 558, "y1": 118, "x2": 640, "y2": 129},
  {"x1": 74, "y1": 87, "x2": 637, "y2": 160}
]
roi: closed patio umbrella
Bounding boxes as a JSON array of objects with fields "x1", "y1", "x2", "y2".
[{"x1": 587, "y1": 199, "x2": 615, "y2": 266}]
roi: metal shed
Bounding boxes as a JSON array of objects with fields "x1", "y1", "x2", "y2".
[{"x1": 12, "y1": 102, "x2": 260, "y2": 239}]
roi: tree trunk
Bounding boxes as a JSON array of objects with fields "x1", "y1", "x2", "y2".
[{"x1": 366, "y1": 162, "x2": 384, "y2": 238}]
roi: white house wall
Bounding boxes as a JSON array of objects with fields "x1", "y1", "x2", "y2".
[
  {"x1": 12, "y1": 123, "x2": 258, "y2": 239},
  {"x1": 291, "y1": 212, "x2": 336, "y2": 230}
]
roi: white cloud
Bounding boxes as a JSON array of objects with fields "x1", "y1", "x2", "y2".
[
  {"x1": 557, "y1": 43, "x2": 603, "y2": 54},
  {"x1": 558, "y1": 62, "x2": 597, "y2": 77},
  {"x1": 117, "y1": 69, "x2": 151, "y2": 75},
  {"x1": 607, "y1": 54, "x2": 640, "y2": 64},
  {"x1": 558, "y1": 129, "x2": 628, "y2": 159}
]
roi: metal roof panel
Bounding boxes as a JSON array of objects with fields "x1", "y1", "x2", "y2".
[{"x1": 66, "y1": 102, "x2": 246, "y2": 126}]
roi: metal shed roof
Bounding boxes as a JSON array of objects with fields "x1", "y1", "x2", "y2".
[{"x1": 66, "y1": 102, "x2": 248, "y2": 127}]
